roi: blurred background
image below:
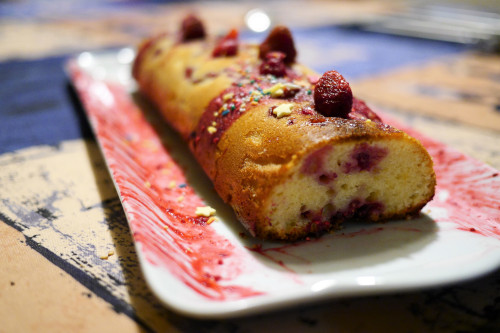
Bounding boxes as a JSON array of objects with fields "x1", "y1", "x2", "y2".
[
  {"x1": 1, "y1": 0, "x2": 499, "y2": 59},
  {"x1": 3, "y1": 0, "x2": 499, "y2": 135}
]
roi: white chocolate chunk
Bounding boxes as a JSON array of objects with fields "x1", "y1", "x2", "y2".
[
  {"x1": 273, "y1": 103, "x2": 294, "y2": 118},
  {"x1": 195, "y1": 206, "x2": 216, "y2": 217}
]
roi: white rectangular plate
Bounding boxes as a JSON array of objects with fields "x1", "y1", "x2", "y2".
[{"x1": 67, "y1": 48, "x2": 500, "y2": 319}]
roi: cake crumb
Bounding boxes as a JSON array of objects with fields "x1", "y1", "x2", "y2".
[
  {"x1": 99, "y1": 250, "x2": 115, "y2": 260},
  {"x1": 207, "y1": 126, "x2": 217, "y2": 134}
]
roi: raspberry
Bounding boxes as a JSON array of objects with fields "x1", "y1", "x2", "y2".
[
  {"x1": 313, "y1": 70, "x2": 353, "y2": 118},
  {"x1": 259, "y1": 26, "x2": 297, "y2": 64},
  {"x1": 180, "y1": 15, "x2": 206, "y2": 41},
  {"x1": 212, "y1": 29, "x2": 239, "y2": 57},
  {"x1": 259, "y1": 52, "x2": 286, "y2": 77}
]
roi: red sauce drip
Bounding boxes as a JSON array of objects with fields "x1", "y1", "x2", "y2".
[
  {"x1": 69, "y1": 63, "x2": 264, "y2": 300},
  {"x1": 248, "y1": 244, "x2": 302, "y2": 274},
  {"x1": 212, "y1": 29, "x2": 239, "y2": 57}
]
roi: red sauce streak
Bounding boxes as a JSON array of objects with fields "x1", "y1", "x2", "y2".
[
  {"x1": 248, "y1": 243, "x2": 306, "y2": 274},
  {"x1": 248, "y1": 226, "x2": 408, "y2": 273},
  {"x1": 69, "y1": 62, "x2": 263, "y2": 300}
]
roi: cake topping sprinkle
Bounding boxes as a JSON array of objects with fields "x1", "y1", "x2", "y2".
[
  {"x1": 206, "y1": 216, "x2": 217, "y2": 225},
  {"x1": 272, "y1": 103, "x2": 294, "y2": 118},
  {"x1": 223, "y1": 92, "x2": 234, "y2": 101},
  {"x1": 264, "y1": 82, "x2": 301, "y2": 98},
  {"x1": 195, "y1": 206, "x2": 216, "y2": 217}
]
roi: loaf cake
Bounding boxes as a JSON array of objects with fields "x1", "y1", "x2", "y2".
[{"x1": 133, "y1": 15, "x2": 436, "y2": 241}]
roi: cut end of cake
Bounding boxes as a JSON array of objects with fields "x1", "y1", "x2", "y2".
[{"x1": 257, "y1": 134, "x2": 436, "y2": 241}]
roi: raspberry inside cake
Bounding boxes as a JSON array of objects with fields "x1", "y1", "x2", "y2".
[{"x1": 261, "y1": 136, "x2": 435, "y2": 240}]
